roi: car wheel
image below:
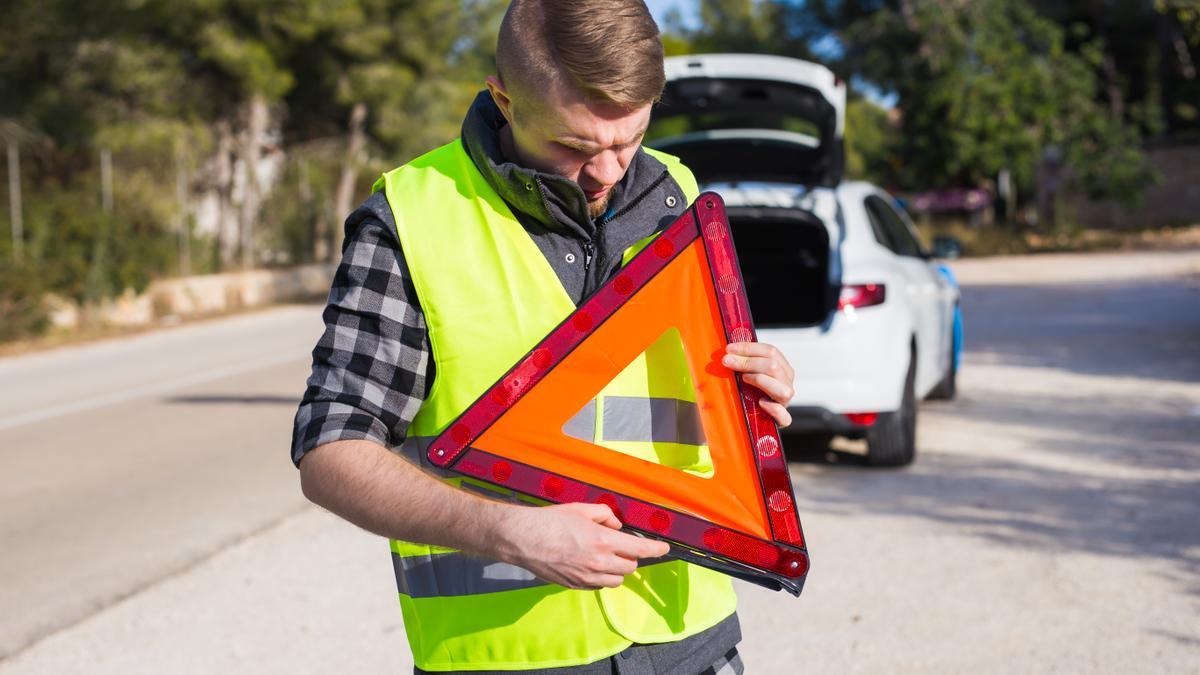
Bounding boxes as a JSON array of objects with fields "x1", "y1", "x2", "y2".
[
  {"x1": 867, "y1": 355, "x2": 917, "y2": 467},
  {"x1": 928, "y1": 321, "x2": 958, "y2": 401}
]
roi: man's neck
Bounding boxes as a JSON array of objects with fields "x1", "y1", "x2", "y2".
[{"x1": 498, "y1": 124, "x2": 521, "y2": 167}]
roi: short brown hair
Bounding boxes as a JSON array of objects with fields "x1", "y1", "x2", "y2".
[{"x1": 496, "y1": 0, "x2": 665, "y2": 108}]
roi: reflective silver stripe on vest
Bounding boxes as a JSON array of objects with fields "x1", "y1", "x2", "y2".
[
  {"x1": 392, "y1": 551, "x2": 550, "y2": 598},
  {"x1": 603, "y1": 396, "x2": 706, "y2": 445},
  {"x1": 564, "y1": 396, "x2": 706, "y2": 446}
]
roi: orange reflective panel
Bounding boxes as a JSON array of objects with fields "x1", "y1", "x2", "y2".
[{"x1": 476, "y1": 237, "x2": 769, "y2": 537}]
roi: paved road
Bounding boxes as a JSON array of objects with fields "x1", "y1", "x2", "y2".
[
  {"x1": 0, "y1": 309, "x2": 321, "y2": 660},
  {"x1": 1, "y1": 251, "x2": 1198, "y2": 673}
]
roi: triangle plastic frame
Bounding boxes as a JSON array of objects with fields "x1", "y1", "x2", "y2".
[{"x1": 426, "y1": 193, "x2": 809, "y2": 595}]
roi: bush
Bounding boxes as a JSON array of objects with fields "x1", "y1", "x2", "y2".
[
  {"x1": 23, "y1": 178, "x2": 175, "y2": 305},
  {"x1": 0, "y1": 259, "x2": 49, "y2": 341}
]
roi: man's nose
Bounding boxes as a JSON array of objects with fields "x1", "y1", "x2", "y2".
[{"x1": 582, "y1": 150, "x2": 624, "y2": 188}]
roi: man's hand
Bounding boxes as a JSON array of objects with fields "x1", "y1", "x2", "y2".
[
  {"x1": 723, "y1": 341, "x2": 796, "y2": 427},
  {"x1": 301, "y1": 441, "x2": 667, "y2": 591},
  {"x1": 496, "y1": 502, "x2": 670, "y2": 590}
]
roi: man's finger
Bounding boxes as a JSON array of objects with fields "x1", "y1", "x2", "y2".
[
  {"x1": 721, "y1": 353, "x2": 777, "y2": 375},
  {"x1": 594, "y1": 574, "x2": 626, "y2": 589},
  {"x1": 759, "y1": 399, "x2": 793, "y2": 427},
  {"x1": 725, "y1": 341, "x2": 769, "y2": 354},
  {"x1": 583, "y1": 503, "x2": 623, "y2": 529},
  {"x1": 725, "y1": 343, "x2": 794, "y2": 381},
  {"x1": 600, "y1": 555, "x2": 639, "y2": 576},
  {"x1": 608, "y1": 530, "x2": 670, "y2": 559},
  {"x1": 742, "y1": 372, "x2": 794, "y2": 404}
]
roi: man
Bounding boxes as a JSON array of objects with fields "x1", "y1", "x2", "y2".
[{"x1": 291, "y1": 1, "x2": 797, "y2": 673}]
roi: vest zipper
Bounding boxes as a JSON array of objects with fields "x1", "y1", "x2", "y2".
[{"x1": 583, "y1": 240, "x2": 594, "y2": 273}]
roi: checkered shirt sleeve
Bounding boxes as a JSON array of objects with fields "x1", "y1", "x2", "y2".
[{"x1": 290, "y1": 208, "x2": 431, "y2": 467}]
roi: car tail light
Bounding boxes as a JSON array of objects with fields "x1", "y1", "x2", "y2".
[
  {"x1": 845, "y1": 412, "x2": 879, "y2": 427},
  {"x1": 838, "y1": 284, "x2": 886, "y2": 310}
]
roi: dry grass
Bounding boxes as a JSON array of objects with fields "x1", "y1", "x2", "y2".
[{"x1": 924, "y1": 221, "x2": 1200, "y2": 258}]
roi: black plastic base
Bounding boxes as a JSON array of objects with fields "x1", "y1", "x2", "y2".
[{"x1": 667, "y1": 544, "x2": 807, "y2": 597}]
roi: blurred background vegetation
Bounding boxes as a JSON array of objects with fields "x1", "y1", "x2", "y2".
[{"x1": 2, "y1": 0, "x2": 1198, "y2": 341}]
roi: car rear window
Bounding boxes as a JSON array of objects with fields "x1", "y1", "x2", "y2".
[{"x1": 865, "y1": 196, "x2": 923, "y2": 258}]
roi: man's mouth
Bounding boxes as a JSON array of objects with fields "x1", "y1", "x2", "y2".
[{"x1": 584, "y1": 187, "x2": 610, "y2": 201}]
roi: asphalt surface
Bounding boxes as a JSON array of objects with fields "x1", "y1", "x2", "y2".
[{"x1": 1, "y1": 250, "x2": 1197, "y2": 674}]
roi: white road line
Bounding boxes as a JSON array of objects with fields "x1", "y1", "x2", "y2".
[{"x1": 0, "y1": 353, "x2": 305, "y2": 432}]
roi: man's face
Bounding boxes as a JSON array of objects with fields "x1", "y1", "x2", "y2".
[{"x1": 487, "y1": 75, "x2": 652, "y2": 219}]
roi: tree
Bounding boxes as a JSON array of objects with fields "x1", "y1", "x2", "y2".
[
  {"x1": 664, "y1": 0, "x2": 816, "y2": 59},
  {"x1": 801, "y1": 0, "x2": 1157, "y2": 208},
  {"x1": 0, "y1": 0, "x2": 509, "y2": 340},
  {"x1": 273, "y1": 0, "x2": 505, "y2": 260},
  {"x1": 844, "y1": 98, "x2": 898, "y2": 186}
]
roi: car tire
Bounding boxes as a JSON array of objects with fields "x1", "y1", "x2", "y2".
[
  {"x1": 867, "y1": 355, "x2": 917, "y2": 467},
  {"x1": 928, "y1": 322, "x2": 958, "y2": 401}
]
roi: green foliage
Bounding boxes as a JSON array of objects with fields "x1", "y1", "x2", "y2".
[
  {"x1": 22, "y1": 174, "x2": 176, "y2": 304},
  {"x1": 0, "y1": 258, "x2": 48, "y2": 342},
  {"x1": 665, "y1": 0, "x2": 815, "y2": 59},
  {"x1": 1, "y1": 0, "x2": 505, "y2": 340},
  {"x1": 682, "y1": 0, "x2": 1163, "y2": 205},
  {"x1": 844, "y1": 98, "x2": 896, "y2": 185},
  {"x1": 259, "y1": 153, "x2": 339, "y2": 266}
]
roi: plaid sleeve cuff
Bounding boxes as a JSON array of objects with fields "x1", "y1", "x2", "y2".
[
  {"x1": 291, "y1": 197, "x2": 430, "y2": 467},
  {"x1": 291, "y1": 401, "x2": 393, "y2": 465}
]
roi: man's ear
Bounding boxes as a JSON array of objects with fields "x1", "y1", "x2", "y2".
[{"x1": 485, "y1": 75, "x2": 514, "y2": 124}]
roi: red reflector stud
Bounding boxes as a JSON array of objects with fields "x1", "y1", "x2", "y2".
[
  {"x1": 541, "y1": 476, "x2": 564, "y2": 499},
  {"x1": 768, "y1": 490, "x2": 793, "y2": 513},
  {"x1": 649, "y1": 509, "x2": 672, "y2": 533},
  {"x1": 756, "y1": 436, "x2": 780, "y2": 458},
  {"x1": 531, "y1": 348, "x2": 554, "y2": 369},
  {"x1": 491, "y1": 461, "x2": 512, "y2": 483},
  {"x1": 845, "y1": 412, "x2": 878, "y2": 427},
  {"x1": 596, "y1": 493, "x2": 622, "y2": 520},
  {"x1": 702, "y1": 527, "x2": 723, "y2": 550}
]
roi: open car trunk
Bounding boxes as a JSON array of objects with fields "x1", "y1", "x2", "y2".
[
  {"x1": 653, "y1": 54, "x2": 846, "y2": 187},
  {"x1": 648, "y1": 55, "x2": 845, "y2": 327},
  {"x1": 726, "y1": 206, "x2": 834, "y2": 327}
]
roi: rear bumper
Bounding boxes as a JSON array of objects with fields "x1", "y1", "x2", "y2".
[
  {"x1": 785, "y1": 406, "x2": 874, "y2": 435},
  {"x1": 761, "y1": 304, "x2": 911, "y2": 414}
]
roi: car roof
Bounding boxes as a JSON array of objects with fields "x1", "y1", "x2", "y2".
[{"x1": 837, "y1": 181, "x2": 885, "y2": 201}]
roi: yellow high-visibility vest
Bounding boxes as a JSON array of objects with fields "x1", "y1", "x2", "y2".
[{"x1": 373, "y1": 139, "x2": 737, "y2": 671}]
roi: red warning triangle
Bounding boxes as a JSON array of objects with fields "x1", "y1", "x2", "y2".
[{"x1": 427, "y1": 193, "x2": 809, "y2": 594}]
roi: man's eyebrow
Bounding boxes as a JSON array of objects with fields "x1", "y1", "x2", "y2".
[{"x1": 558, "y1": 126, "x2": 649, "y2": 151}]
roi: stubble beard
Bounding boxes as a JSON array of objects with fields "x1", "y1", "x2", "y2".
[{"x1": 587, "y1": 191, "x2": 612, "y2": 220}]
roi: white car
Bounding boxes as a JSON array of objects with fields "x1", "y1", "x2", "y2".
[{"x1": 651, "y1": 54, "x2": 960, "y2": 466}]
